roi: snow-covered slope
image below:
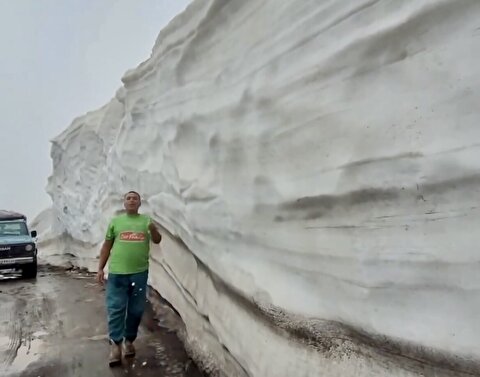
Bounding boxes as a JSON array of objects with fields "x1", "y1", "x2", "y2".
[{"x1": 35, "y1": 0, "x2": 480, "y2": 375}]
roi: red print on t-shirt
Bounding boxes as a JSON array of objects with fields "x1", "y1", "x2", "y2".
[{"x1": 119, "y1": 232, "x2": 146, "y2": 241}]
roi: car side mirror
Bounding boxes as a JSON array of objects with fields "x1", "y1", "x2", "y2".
[{"x1": 31, "y1": 230, "x2": 37, "y2": 238}]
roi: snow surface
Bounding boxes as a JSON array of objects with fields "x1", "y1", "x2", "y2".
[{"x1": 34, "y1": 0, "x2": 480, "y2": 376}]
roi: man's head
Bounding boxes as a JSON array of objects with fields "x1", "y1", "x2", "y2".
[{"x1": 124, "y1": 191, "x2": 141, "y2": 214}]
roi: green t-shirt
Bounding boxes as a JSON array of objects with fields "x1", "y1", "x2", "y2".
[{"x1": 105, "y1": 213, "x2": 151, "y2": 274}]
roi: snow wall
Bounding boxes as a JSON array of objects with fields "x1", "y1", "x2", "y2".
[{"x1": 33, "y1": 1, "x2": 480, "y2": 376}]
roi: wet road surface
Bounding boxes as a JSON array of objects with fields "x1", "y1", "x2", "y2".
[{"x1": 0, "y1": 267, "x2": 205, "y2": 377}]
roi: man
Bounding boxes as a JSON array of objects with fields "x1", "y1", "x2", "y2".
[{"x1": 96, "y1": 191, "x2": 162, "y2": 366}]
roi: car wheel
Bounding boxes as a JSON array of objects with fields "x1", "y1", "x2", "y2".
[{"x1": 22, "y1": 260, "x2": 37, "y2": 279}]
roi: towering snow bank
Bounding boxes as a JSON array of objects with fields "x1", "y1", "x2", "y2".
[{"x1": 36, "y1": 0, "x2": 480, "y2": 376}]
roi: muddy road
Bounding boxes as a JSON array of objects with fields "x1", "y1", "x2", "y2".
[{"x1": 0, "y1": 268, "x2": 204, "y2": 377}]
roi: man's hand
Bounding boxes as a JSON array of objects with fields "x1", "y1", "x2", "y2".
[
  {"x1": 97, "y1": 239, "x2": 113, "y2": 285},
  {"x1": 149, "y1": 221, "x2": 162, "y2": 244},
  {"x1": 96, "y1": 269, "x2": 105, "y2": 285}
]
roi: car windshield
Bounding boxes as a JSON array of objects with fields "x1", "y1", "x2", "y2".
[{"x1": 0, "y1": 221, "x2": 28, "y2": 236}]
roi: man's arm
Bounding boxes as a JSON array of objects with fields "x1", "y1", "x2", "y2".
[
  {"x1": 149, "y1": 222, "x2": 162, "y2": 244},
  {"x1": 96, "y1": 239, "x2": 113, "y2": 284}
]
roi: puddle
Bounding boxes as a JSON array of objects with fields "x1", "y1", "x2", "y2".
[
  {"x1": 32, "y1": 331, "x2": 49, "y2": 338},
  {"x1": 8, "y1": 337, "x2": 44, "y2": 372},
  {"x1": 86, "y1": 334, "x2": 108, "y2": 342},
  {"x1": 3, "y1": 331, "x2": 49, "y2": 374}
]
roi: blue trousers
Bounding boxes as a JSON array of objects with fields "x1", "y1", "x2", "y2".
[{"x1": 106, "y1": 270, "x2": 148, "y2": 344}]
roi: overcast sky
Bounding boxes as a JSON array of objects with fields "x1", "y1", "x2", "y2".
[{"x1": 0, "y1": 0, "x2": 190, "y2": 220}]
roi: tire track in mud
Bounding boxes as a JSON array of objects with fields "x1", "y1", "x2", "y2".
[
  {"x1": 0, "y1": 279, "x2": 58, "y2": 373},
  {"x1": 2, "y1": 297, "x2": 25, "y2": 367}
]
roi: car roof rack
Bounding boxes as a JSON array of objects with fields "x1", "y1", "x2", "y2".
[{"x1": 0, "y1": 210, "x2": 27, "y2": 221}]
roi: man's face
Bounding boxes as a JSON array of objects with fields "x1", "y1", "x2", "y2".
[{"x1": 124, "y1": 192, "x2": 141, "y2": 212}]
